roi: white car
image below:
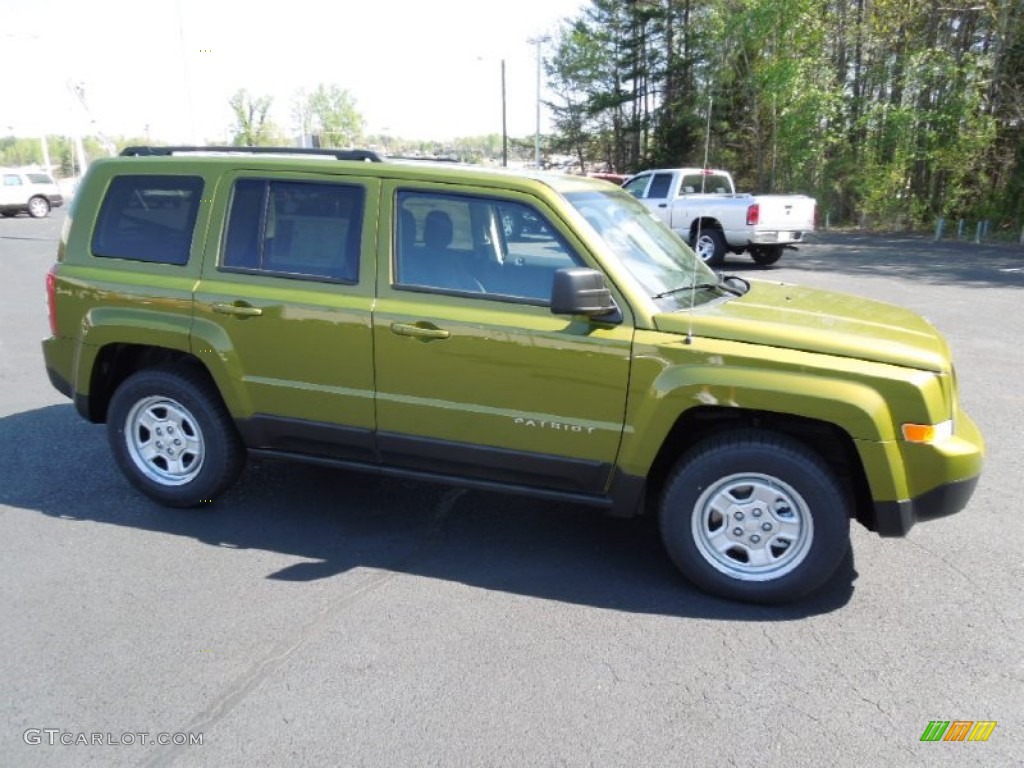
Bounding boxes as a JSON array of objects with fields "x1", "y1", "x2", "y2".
[{"x1": 0, "y1": 169, "x2": 65, "y2": 218}]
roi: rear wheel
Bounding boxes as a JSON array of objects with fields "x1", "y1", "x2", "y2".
[
  {"x1": 107, "y1": 366, "x2": 245, "y2": 507},
  {"x1": 27, "y1": 196, "x2": 50, "y2": 218},
  {"x1": 659, "y1": 430, "x2": 850, "y2": 603},
  {"x1": 692, "y1": 228, "x2": 727, "y2": 267},
  {"x1": 750, "y1": 246, "x2": 783, "y2": 266}
]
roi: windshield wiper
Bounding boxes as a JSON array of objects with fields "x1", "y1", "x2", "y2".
[{"x1": 652, "y1": 273, "x2": 745, "y2": 300}]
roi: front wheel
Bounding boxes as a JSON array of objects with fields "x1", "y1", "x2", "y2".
[
  {"x1": 107, "y1": 366, "x2": 245, "y2": 507},
  {"x1": 659, "y1": 430, "x2": 850, "y2": 603},
  {"x1": 27, "y1": 196, "x2": 51, "y2": 218},
  {"x1": 691, "y1": 228, "x2": 727, "y2": 267}
]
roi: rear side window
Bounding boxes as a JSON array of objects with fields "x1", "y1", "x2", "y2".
[
  {"x1": 4, "y1": 174, "x2": 23, "y2": 186},
  {"x1": 91, "y1": 175, "x2": 203, "y2": 265},
  {"x1": 222, "y1": 179, "x2": 363, "y2": 283},
  {"x1": 27, "y1": 173, "x2": 54, "y2": 184}
]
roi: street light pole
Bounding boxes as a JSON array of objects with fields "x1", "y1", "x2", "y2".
[{"x1": 527, "y1": 35, "x2": 550, "y2": 169}]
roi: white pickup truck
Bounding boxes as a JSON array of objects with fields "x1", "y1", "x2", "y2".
[{"x1": 623, "y1": 168, "x2": 815, "y2": 266}]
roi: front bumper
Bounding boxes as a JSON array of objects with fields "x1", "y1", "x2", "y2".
[
  {"x1": 872, "y1": 475, "x2": 980, "y2": 536},
  {"x1": 869, "y1": 412, "x2": 984, "y2": 537}
]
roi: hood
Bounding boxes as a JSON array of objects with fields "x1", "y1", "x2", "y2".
[{"x1": 654, "y1": 281, "x2": 950, "y2": 372}]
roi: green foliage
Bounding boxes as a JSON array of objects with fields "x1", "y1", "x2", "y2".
[
  {"x1": 545, "y1": 0, "x2": 1024, "y2": 230},
  {"x1": 296, "y1": 84, "x2": 365, "y2": 148},
  {"x1": 228, "y1": 89, "x2": 280, "y2": 147}
]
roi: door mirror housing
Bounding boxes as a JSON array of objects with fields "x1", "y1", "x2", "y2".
[{"x1": 551, "y1": 268, "x2": 620, "y2": 321}]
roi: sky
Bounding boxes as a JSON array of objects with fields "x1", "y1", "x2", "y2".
[{"x1": 0, "y1": 0, "x2": 587, "y2": 144}]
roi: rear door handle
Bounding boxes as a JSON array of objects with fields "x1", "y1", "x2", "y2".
[
  {"x1": 390, "y1": 322, "x2": 450, "y2": 340},
  {"x1": 212, "y1": 302, "x2": 263, "y2": 317}
]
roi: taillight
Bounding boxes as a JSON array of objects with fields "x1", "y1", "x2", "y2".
[
  {"x1": 46, "y1": 265, "x2": 58, "y2": 336},
  {"x1": 746, "y1": 203, "x2": 760, "y2": 226}
]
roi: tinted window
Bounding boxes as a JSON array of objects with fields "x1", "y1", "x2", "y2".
[
  {"x1": 27, "y1": 173, "x2": 55, "y2": 184},
  {"x1": 92, "y1": 175, "x2": 203, "y2": 264},
  {"x1": 222, "y1": 179, "x2": 363, "y2": 283},
  {"x1": 395, "y1": 190, "x2": 581, "y2": 303},
  {"x1": 647, "y1": 173, "x2": 673, "y2": 198}
]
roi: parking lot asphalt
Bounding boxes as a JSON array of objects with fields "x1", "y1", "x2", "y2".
[{"x1": 1, "y1": 212, "x2": 1021, "y2": 767}]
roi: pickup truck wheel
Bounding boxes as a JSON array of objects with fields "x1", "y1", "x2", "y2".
[
  {"x1": 27, "y1": 196, "x2": 51, "y2": 218},
  {"x1": 750, "y1": 246, "x2": 783, "y2": 266},
  {"x1": 692, "y1": 229, "x2": 726, "y2": 267},
  {"x1": 659, "y1": 430, "x2": 850, "y2": 603},
  {"x1": 107, "y1": 367, "x2": 245, "y2": 507}
]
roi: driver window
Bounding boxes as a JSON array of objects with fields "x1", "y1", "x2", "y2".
[{"x1": 394, "y1": 190, "x2": 581, "y2": 304}]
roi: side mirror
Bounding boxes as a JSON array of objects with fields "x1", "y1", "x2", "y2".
[{"x1": 551, "y1": 267, "x2": 619, "y2": 320}]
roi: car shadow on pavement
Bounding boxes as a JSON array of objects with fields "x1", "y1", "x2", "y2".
[
  {"x1": 0, "y1": 404, "x2": 856, "y2": 620},
  {"x1": 722, "y1": 232, "x2": 1024, "y2": 288}
]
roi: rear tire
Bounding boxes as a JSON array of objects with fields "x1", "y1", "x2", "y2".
[
  {"x1": 750, "y1": 246, "x2": 783, "y2": 266},
  {"x1": 107, "y1": 366, "x2": 245, "y2": 507},
  {"x1": 659, "y1": 430, "x2": 850, "y2": 603}
]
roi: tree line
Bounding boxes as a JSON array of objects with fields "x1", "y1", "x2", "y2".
[{"x1": 545, "y1": 0, "x2": 1024, "y2": 231}]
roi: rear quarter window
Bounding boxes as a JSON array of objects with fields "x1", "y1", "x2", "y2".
[{"x1": 91, "y1": 175, "x2": 204, "y2": 265}]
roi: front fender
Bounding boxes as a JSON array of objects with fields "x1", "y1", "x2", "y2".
[{"x1": 618, "y1": 335, "x2": 918, "y2": 503}]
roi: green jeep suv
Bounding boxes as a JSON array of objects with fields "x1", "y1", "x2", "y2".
[{"x1": 41, "y1": 146, "x2": 984, "y2": 603}]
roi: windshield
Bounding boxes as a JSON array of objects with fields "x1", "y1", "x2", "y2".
[{"x1": 565, "y1": 188, "x2": 719, "y2": 309}]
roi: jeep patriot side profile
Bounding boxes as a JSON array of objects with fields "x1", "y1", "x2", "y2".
[{"x1": 42, "y1": 147, "x2": 984, "y2": 603}]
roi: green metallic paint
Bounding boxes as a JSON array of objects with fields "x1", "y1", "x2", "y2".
[
  {"x1": 655, "y1": 281, "x2": 952, "y2": 372},
  {"x1": 41, "y1": 152, "x2": 984, "y2": 529}
]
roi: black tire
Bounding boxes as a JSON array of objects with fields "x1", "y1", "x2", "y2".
[
  {"x1": 692, "y1": 228, "x2": 727, "y2": 267},
  {"x1": 750, "y1": 246, "x2": 783, "y2": 266},
  {"x1": 27, "y1": 196, "x2": 51, "y2": 218},
  {"x1": 107, "y1": 366, "x2": 245, "y2": 507},
  {"x1": 659, "y1": 429, "x2": 851, "y2": 604}
]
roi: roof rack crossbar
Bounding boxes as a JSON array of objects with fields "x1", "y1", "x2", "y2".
[{"x1": 119, "y1": 146, "x2": 384, "y2": 162}]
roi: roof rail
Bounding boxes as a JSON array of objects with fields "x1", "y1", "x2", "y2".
[{"x1": 119, "y1": 146, "x2": 384, "y2": 162}]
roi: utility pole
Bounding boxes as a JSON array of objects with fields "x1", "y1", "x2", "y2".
[
  {"x1": 527, "y1": 35, "x2": 550, "y2": 169},
  {"x1": 501, "y1": 59, "x2": 508, "y2": 168}
]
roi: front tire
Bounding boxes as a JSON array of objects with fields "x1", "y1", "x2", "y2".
[
  {"x1": 659, "y1": 430, "x2": 850, "y2": 603},
  {"x1": 27, "y1": 196, "x2": 51, "y2": 218},
  {"x1": 692, "y1": 228, "x2": 727, "y2": 267},
  {"x1": 107, "y1": 366, "x2": 245, "y2": 507}
]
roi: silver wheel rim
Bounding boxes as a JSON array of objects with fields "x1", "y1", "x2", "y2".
[
  {"x1": 691, "y1": 472, "x2": 813, "y2": 582},
  {"x1": 694, "y1": 233, "x2": 716, "y2": 262},
  {"x1": 29, "y1": 197, "x2": 48, "y2": 217},
  {"x1": 124, "y1": 396, "x2": 205, "y2": 486}
]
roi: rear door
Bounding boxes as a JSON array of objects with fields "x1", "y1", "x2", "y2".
[
  {"x1": 371, "y1": 181, "x2": 633, "y2": 496},
  {"x1": 192, "y1": 170, "x2": 380, "y2": 462}
]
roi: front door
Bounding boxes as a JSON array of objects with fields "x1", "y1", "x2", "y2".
[{"x1": 372, "y1": 183, "x2": 633, "y2": 496}]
